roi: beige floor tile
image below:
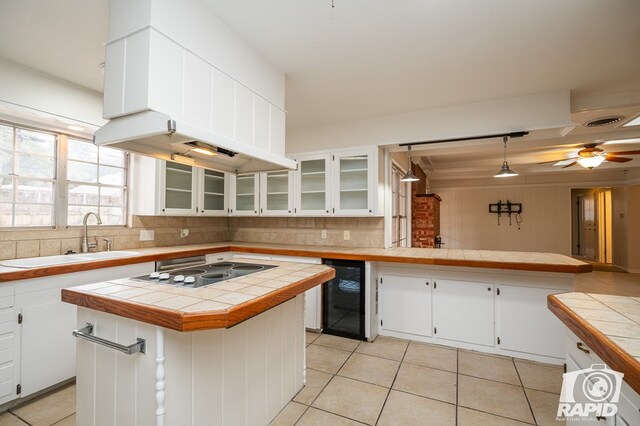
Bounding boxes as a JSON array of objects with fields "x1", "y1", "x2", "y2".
[
  {"x1": 306, "y1": 331, "x2": 320, "y2": 345},
  {"x1": 458, "y1": 375, "x2": 534, "y2": 424},
  {"x1": 525, "y1": 388, "x2": 564, "y2": 426},
  {"x1": 0, "y1": 412, "x2": 29, "y2": 426},
  {"x1": 355, "y1": 336, "x2": 408, "y2": 361},
  {"x1": 11, "y1": 384, "x2": 76, "y2": 426},
  {"x1": 294, "y1": 369, "x2": 334, "y2": 405},
  {"x1": 403, "y1": 341, "x2": 458, "y2": 372},
  {"x1": 306, "y1": 345, "x2": 351, "y2": 374},
  {"x1": 338, "y1": 353, "x2": 400, "y2": 387},
  {"x1": 377, "y1": 390, "x2": 456, "y2": 426},
  {"x1": 52, "y1": 414, "x2": 76, "y2": 425},
  {"x1": 269, "y1": 401, "x2": 307, "y2": 426},
  {"x1": 459, "y1": 350, "x2": 520, "y2": 385},
  {"x1": 296, "y1": 407, "x2": 363, "y2": 426},
  {"x1": 313, "y1": 334, "x2": 360, "y2": 351},
  {"x1": 392, "y1": 362, "x2": 457, "y2": 404},
  {"x1": 515, "y1": 359, "x2": 564, "y2": 394},
  {"x1": 312, "y1": 376, "x2": 388, "y2": 425},
  {"x1": 457, "y1": 407, "x2": 532, "y2": 426}
]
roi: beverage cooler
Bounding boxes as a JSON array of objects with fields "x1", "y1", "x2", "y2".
[{"x1": 321, "y1": 259, "x2": 365, "y2": 340}]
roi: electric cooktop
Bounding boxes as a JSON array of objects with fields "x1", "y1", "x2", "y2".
[{"x1": 131, "y1": 261, "x2": 276, "y2": 288}]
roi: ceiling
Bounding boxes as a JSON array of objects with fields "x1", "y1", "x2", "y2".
[{"x1": 1, "y1": 0, "x2": 640, "y2": 180}]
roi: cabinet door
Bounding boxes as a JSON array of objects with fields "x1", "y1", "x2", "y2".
[
  {"x1": 20, "y1": 300, "x2": 77, "y2": 397},
  {"x1": 0, "y1": 309, "x2": 16, "y2": 405},
  {"x1": 496, "y1": 285, "x2": 565, "y2": 358},
  {"x1": 230, "y1": 174, "x2": 259, "y2": 216},
  {"x1": 333, "y1": 149, "x2": 374, "y2": 216},
  {"x1": 295, "y1": 154, "x2": 332, "y2": 216},
  {"x1": 200, "y1": 169, "x2": 228, "y2": 216},
  {"x1": 433, "y1": 279, "x2": 494, "y2": 346},
  {"x1": 380, "y1": 275, "x2": 432, "y2": 337},
  {"x1": 260, "y1": 172, "x2": 294, "y2": 216},
  {"x1": 160, "y1": 161, "x2": 198, "y2": 215}
]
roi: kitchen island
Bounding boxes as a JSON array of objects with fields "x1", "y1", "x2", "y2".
[{"x1": 62, "y1": 258, "x2": 334, "y2": 426}]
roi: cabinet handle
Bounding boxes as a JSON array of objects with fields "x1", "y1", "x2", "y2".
[
  {"x1": 576, "y1": 342, "x2": 591, "y2": 354},
  {"x1": 426, "y1": 282, "x2": 429, "y2": 286},
  {"x1": 487, "y1": 287, "x2": 491, "y2": 291}
]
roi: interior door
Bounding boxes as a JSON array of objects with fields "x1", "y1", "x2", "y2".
[{"x1": 582, "y1": 192, "x2": 598, "y2": 260}]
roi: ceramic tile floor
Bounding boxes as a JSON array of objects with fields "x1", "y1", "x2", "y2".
[
  {"x1": 0, "y1": 383, "x2": 75, "y2": 426},
  {"x1": 271, "y1": 334, "x2": 565, "y2": 426}
]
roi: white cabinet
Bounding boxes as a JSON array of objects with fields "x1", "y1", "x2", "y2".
[
  {"x1": 131, "y1": 156, "x2": 230, "y2": 216},
  {"x1": 230, "y1": 174, "x2": 260, "y2": 216},
  {"x1": 433, "y1": 279, "x2": 495, "y2": 347},
  {"x1": 496, "y1": 285, "x2": 565, "y2": 358},
  {"x1": 295, "y1": 153, "x2": 332, "y2": 216},
  {"x1": 333, "y1": 149, "x2": 376, "y2": 216},
  {"x1": 380, "y1": 275, "x2": 432, "y2": 337},
  {"x1": 292, "y1": 147, "x2": 379, "y2": 216},
  {"x1": 0, "y1": 285, "x2": 16, "y2": 405},
  {"x1": 260, "y1": 171, "x2": 294, "y2": 216}
]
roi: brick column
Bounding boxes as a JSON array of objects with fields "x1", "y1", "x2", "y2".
[{"x1": 410, "y1": 164, "x2": 441, "y2": 248}]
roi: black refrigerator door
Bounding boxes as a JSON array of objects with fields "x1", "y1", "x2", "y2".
[{"x1": 322, "y1": 259, "x2": 365, "y2": 340}]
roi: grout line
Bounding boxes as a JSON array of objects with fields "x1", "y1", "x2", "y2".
[
  {"x1": 8, "y1": 411, "x2": 33, "y2": 426},
  {"x1": 455, "y1": 348, "x2": 459, "y2": 426},
  {"x1": 457, "y1": 405, "x2": 537, "y2": 426},
  {"x1": 513, "y1": 356, "x2": 537, "y2": 425},
  {"x1": 373, "y1": 341, "x2": 409, "y2": 425},
  {"x1": 50, "y1": 412, "x2": 76, "y2": 425}
]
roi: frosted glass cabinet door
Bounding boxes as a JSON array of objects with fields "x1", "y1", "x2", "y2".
[
  {"x1": 334, "y1": 150, "x2": 374, "y2": 215},
  {"x1": 260, "y1": 171, "x2": 293, "y2": 215},
  {"x1": 295, "y1": 154, "x2": 331, "y2": 216},
  {"x1": 231, "y1": 174, "x2": 259, "y2": 216},
  {"x1": 201, "y1": 169, "x2": 227, "y2": 216},
  {"x1": 161, "y1": 161, "x2": 197, "y2": 215}
]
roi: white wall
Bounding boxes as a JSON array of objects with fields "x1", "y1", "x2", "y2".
[
  {"x1": 286, "y1": 91, "x2": 572, "y2": 153},
  {"x1": 627, "y1": 185, "x2": 640, "y2": 273},
  {"x1": 611, "y1": 187, "x2": 628, "y2": 269},
  {"x1": 435, "y1": 185, "x2": 571, "y2": 254},
  {"x1": 0, "y1": 57, "x2": 104, "y2": 127}
]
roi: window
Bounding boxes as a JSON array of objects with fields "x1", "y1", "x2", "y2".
[
  {"x1": 67, "y1": 139, "x2": 127, "y2": 226},
  {"x1": 0, "y1": 122, "x2": 128, "y2": 228},
  {"x1": 0, "y1": 124, "x2": 56, "y2": 226},
  {"x1": 391, "y1": 164, "x2": 409, "y2": 247}
]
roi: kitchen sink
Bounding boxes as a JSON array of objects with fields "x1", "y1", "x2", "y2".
[{"x1": 0, "y1": 251, "x2": 141, "y2": 269}]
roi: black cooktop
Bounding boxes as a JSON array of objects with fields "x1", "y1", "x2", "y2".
[{"x1": 132, "y1": 261, "x2": 276, "y2": 288}]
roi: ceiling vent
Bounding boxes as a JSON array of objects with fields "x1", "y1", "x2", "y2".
[{"x1": 585, "y1": 116, "x2": 623, "y2": 127}]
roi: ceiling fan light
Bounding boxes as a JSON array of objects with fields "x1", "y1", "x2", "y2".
[
  {"x1": 400, "y1": 169, "x2": 420, "y2": 182},
  {"x1": 577, "y1": 155, "x2": 606, "y2": 169},
  {"x1": 494, "y1": 161, "x2": 519, "y2": 178}
]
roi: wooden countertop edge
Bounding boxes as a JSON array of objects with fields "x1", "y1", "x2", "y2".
[
  {"x1": 547, "y1": 294, "x2": 640, "y2": 394},
  {"x1": 61, "y1": 269, "x2": 335, "y2": 332},
  {"x1": 0, "y1": 244, "x2": 591, "y2": 282}
]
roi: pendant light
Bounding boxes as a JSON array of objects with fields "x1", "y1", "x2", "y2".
[
  {"x1": 401, "y1": 145, "x2": 420, "y2": 182},
  {"x1": 494, "y1": 136, "x2": 518, "y2": 178}
]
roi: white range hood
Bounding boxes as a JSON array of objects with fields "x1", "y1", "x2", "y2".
[{"x1": 95, "y1": 0, "x2": 296, "y2": 174}]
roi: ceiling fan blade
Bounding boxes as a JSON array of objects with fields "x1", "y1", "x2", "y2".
[
  {"x1": 606, "y1": 150, "x2": 640, "y2": 156},
  {"x1": 562, "y1": 161, "x2": 578, "y2": 169},
  {"x1": 605, "y1": 155, "x2": 633, "y2": 163},
  {"x1": 537, "y1": 157, "x2": 577, "y2": 165}
]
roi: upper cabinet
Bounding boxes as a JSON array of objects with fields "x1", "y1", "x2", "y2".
[
  {"x1": 260, "y1": 171, "x2": 294, "y2": 216},
  {"x1": 163, "y1": 161, "x2": 199, "y2": 215},
  {"x1": 229, "y1": 174, "x2": 260, "y2": 216},
  {"x1": 293, "y1": 147, "x2": 380, "y2": 216},
  {"x1": 201, "y1": 169, "x2": 228, "y2": 215}
]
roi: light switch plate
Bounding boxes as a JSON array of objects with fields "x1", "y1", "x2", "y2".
[{"x1": 139, "y1": 229, "x2": 155, "y2": 241}]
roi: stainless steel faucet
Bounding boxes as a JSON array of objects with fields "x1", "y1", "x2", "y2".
[{"x1": 81, "y1": 212, "x2": 102, "y2": 253}]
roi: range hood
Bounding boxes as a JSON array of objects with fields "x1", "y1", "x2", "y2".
[
  {"x1": 94, "y1": 110, "x2": 296, "y2": 174},
  {"x1": 96, "y1": 0, "x2": 296, "y2": 174}
]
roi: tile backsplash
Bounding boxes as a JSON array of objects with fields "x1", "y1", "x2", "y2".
[
  {"x1": 228, "y1": 217, "x2": 384, "y2": 248},
  {"x1": 0, "y1": 216, "x2": 384, "y2": 260}
]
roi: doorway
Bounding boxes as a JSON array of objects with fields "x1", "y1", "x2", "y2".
[{"x1": 571, "y1": 188, "x2": 613, "y2": 263}]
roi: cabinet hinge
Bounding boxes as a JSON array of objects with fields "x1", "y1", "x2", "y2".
[
  {"x1": 434, "y1": 327, "x2": 437, "y2": 334},
  {"x1": 563, "y1": 363, "x2": 567, "y2": 373},
  {"x1": 380, "y1": 277, "x2": 383, "y2": 284},
  {"x1": 16, "y1": 384, "x2": 21, "y2": 395},
  {"x1": 380, "y1": 319, "x2": 383, "y2": 326},
  {"x1": 294, "y1": 208, "x2": 297, "y2": 214},
  {"x1": 332, "y1": 207, "x2": 335, "y2": 214},
  {"x1": 497, "y1": 337, "x2": 501, "y2": 345},
  {"x1": 17, "y1": 313, "x2": 22, "y2": 324},
  {"x1": 497, "y1": 288, "x2": 500, "y2": 296},
  {"x1": 332, "y1": 155, "x2": 335, "y2": 161},
  {"x1": 433, "y1": 281, "x2": 437, "y2": 289}
]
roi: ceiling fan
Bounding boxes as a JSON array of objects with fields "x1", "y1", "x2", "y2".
[{"x1": 539, "y1": 143, "x2": 640, "y2": 169}]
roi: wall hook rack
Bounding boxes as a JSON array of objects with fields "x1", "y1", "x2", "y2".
[{"x1": 489, "y1": 200, "x2": 523, "y2": 228}]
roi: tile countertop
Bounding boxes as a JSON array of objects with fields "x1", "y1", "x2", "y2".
[
  {"x1": 61, "y1": 258, "x2": 335, "y2": 332},
  {"x1": 548, "y1": 292, "x2": 640, "y2": 394},
  {"x1": 0, "y1": 242, "x2": 591, "y2": 282}
]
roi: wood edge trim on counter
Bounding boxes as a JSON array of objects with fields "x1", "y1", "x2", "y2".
[
  {"x1": 61, "y1": 289, "x2": 185, "y2": 331},
  {"x1": 0, "y1": 244, "x2": 591, "y2": 282},
  {"x1": 181, "y1": 269, "x2": 336, "y2": 331},
  {"x1": 547, "y1": 294, "x2": 640, "y2": 394},
  {"x1": 62, "y1": 269, "x2": 335, "y2": 332}
]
